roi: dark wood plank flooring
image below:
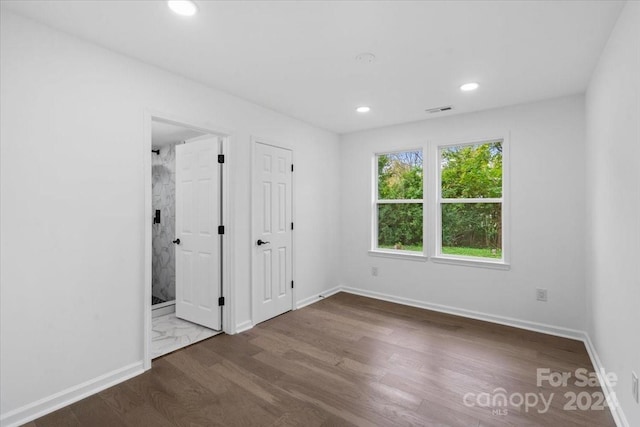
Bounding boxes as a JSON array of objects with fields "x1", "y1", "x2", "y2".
[{"x1": 29, "y1": 293, "x2": 615, "y2": 426}]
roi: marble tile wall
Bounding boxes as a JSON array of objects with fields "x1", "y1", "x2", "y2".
[{"x1": 152, "y1": 144, "x2": 177, "y2": 303}]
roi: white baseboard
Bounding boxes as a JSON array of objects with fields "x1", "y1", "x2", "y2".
[
  {"x1": 235, "y1": 320, "x2": 254, "y2": 334},
  {"x1": 234, "y1": 286, "x2": 342, "y2": 334},
  {"x1": 3, "y1": 287, "x2": 628, "y2": 427},
  {"x1": 296, "y1": 286, "x2": 342, "y2": 310},
  {"x1": 152, "y1": 301, "x2": 175, "y2": 318},
  {"x1": 582, "y1": 334, "x2": 629, "y2": 427},
  {"x1": 339, "y1": 285, "x2": 628, "y2": 427},
  {"x1": 340, "y1": 286, "x2": 585, "y2": 340},
  {"x1": 0, "y1": 361, "x2": 144, "y2": 427}
]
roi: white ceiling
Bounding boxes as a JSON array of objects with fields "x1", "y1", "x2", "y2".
[
  {"x1": 152, "y1": 120, "x2": 205, "y2": 147},
  {"x1": 2, "y1": 0, "x2": 625, "y2": 134}
]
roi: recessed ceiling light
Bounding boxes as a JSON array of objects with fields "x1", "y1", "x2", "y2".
[
  {"x1": 460, "y1": 82, "x2": 479, "y2": 92},
  {"x1": 356, "y1": 106, "x2": 371, "y2": 113},
  {"x1": 168, "y1": 0, "x2": 198, "y2": 17}
]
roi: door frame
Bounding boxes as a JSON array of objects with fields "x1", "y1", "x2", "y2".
[
  {"x1": 143, "y1": 110, "x2": 234, "y2": 371},
  {"x1": 249, "y1": 136, "x2": 296, "y2": 327}
]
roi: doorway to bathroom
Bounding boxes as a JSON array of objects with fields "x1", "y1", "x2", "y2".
[{"x1": 145, "y1": 116, "x2": 231, "y2": 364}]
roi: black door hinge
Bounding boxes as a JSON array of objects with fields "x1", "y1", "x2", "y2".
[
  {"x1": 291, "y1": 280, "x2": 294, "y2": 289},
  {"x1": 218, "y1": 154, "x2": 225, "y2": 164},
  {"x1": 291, "y1": 222, "x2": 294, "y2": 230},
  {"x1": 218, "y1": 225, "x2": 225, "y2": 235},
  {"x1": 218, "y1": 296, "x2": 225, "y2": 306},
  {"x1": 291, "y1": 164, "x2": 294, "y2": 172}
]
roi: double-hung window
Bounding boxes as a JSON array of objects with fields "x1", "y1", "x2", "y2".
[
  {"x1": 437, "y1": 139, "x2": 505, "y2": 262},
  {"x1": 371, "y1": 138, "x2": 508, "y2": 267},
  {"x1": 374, "y1": 150, "x2": 423, "y2": 254}
]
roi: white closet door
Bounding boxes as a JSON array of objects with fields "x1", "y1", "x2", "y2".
[{"x1": 252, "y1": 142, "x2": 293, "y2": 325}]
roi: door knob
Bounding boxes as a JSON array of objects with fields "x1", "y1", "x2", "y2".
[
  {"x1": 172, "y1": 238, "x2": 181, "y2": 245},
  {"x1": 256, "y1": 239, "x2": 270, "y2": 246}
]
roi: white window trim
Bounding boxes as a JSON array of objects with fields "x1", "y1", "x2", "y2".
[
  {"x1": 368, "y1": 249, "x2": 428, "y2": 261},
  {"x1": 431, "y1": 135, "x2": 510, "y2": 269},
  {"x1": 368, "y1": 136, "x2": 510, "y2": 270},
  {"x1": 377, "y1": 199, "x2": 423, "y2": 204},
  {"x1": 370, "y1": 148, "x2": 426, "y2": 258}
]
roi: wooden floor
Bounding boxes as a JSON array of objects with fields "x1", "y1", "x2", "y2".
[{"x1": 28, "y1": 293, "x2": 615, "y2": 426}]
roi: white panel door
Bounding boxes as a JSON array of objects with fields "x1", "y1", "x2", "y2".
[
  {"x1": 252, "y1": 142, "x2": 293, "y2": 325},
  {"x1": 175, "y1": 137, "x2": 221, "y2": 331}
]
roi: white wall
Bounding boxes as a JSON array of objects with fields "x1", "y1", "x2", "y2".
[
  {"x1": 0, "y1": 10, "x2": 340, "y2": 419},
  {"x1": 586, "y1": 1, "x2": 640, "y2": 425},
  {"x1": 3, "y1": 2, "x2": 637, "y2": 425},
  {"x1": 339, "y1": 95, "x2": 587, "y2": 331}
]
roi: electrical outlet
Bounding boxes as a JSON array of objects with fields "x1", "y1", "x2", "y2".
[
  {"x1": 536, "y1": 288, "x2": 548, "y2": 302},
  {"x1": 632, "y1": 371, "x2": 639, "y2": 404},
  {"x1": 371, "y1": 267, "x2": 378, "y2": 277}
]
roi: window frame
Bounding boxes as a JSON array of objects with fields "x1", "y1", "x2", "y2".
[
  {"x1": 431, "y1": 136, "x2": 510, "y2": 269},
  {"x1": 368, "y1": 137, "x2": 510, "y2": 269},
  {"x1": 369, "y1": 148, "x2": 427, "y2": 261}
]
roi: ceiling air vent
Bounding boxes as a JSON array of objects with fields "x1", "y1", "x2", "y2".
[{"x1": 425, "y1": 105, "x2": 453, "y2": 114}]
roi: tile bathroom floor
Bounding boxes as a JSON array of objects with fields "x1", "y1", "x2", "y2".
[{"x1": 152, "y1": 313, "x2": 219, "y2": 359}]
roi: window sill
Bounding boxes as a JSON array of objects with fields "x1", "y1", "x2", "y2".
[
  {"x1": 368, "y1": 250, "x2": 428, "y2": 262},
  {"x1": 431, "y1": 255, "x2": 510, "y2": 270}
]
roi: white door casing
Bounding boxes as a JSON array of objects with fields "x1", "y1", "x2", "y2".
[
  {"x1": 252, "y1": 142, "x2": 293, "y2": 325},
  {"x1": 175, "y1": 136, "x2": 222, "y2": 331}
]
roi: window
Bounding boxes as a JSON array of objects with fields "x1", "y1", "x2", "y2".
[
  {"x1": 438, "y1": 140, "x2": 504, "y2": 261},
  {"x1": 374, "y1": 150, "x2": 423, "y2": 253},
  {"x1": 371, "y1": 138, "x2": 508, "y2": 267}
]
